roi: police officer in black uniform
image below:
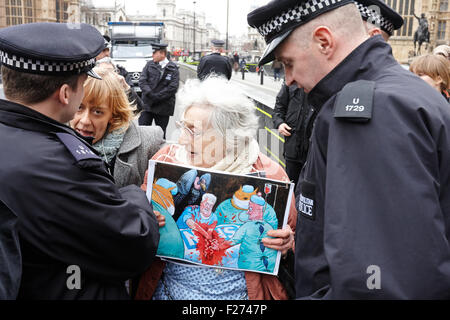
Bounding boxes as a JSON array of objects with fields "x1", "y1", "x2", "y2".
[
  {"x1": 273, "y1": 84, "x2": 310, "y2": 183},
  {"x1": 0, "y1": 23, "x2": 159, "y2": 300},
  {"x1": 249, "y1": 0, "x2": 450, "y2": 299},
  {"x1": 197, "y1": 40, "x2": 232, "y2": 80},
  {"x1": 356, "y1": 0, "x2": 404, "y2": 41},
  {"x1": 139, "y1": 42, "x2": 180, "y2": 138}
]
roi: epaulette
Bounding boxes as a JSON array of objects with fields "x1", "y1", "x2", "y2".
[
  {"x1": 55, "y1": 132, "x2": 101, "y2": 162},
  {"x1": 334, "y1": 80, "x2": 375, "y2": 123}
]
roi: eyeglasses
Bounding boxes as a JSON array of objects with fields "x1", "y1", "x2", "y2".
[{"x1": 175, "y1": 120, "x2": 206, "y2": 138}]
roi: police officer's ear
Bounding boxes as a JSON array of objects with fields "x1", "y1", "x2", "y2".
[
  {"x1": 312, "y1": 26, "x2": 335, "y2": 58},
  {"x1": 368, "y1": 27, "x2": 383, "y2": 38},
  {"x1": 57, "y1": 83, "x2": 72, "y2": 106}
]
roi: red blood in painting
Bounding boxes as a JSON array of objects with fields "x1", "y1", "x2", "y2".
[{"x1": 194, "y1": 221, "x2": 231, "y2": 265}]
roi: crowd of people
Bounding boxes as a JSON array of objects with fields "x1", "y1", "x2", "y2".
[{"x1": 0, "y1": 0, "x2": 450, "y2": 301}]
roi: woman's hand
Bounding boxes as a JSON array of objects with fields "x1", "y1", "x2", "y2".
[
  {"x1": 261, "y1": 225, "x2": 294, "y2": 256},
  {"x1": 140, "y1": 170, "x2": 148, "y2": 192},
  {"x1": 154, "y1": 210, "x2": 166, "y2": 228}
]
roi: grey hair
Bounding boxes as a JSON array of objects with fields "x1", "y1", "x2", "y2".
[{"x1": 177, "y1": 75, "x2": 259, "y2": 149}]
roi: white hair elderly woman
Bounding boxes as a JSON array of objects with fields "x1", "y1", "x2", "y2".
[{"x1": 136, "y1": 76, "x2": 296, "y2": 300}]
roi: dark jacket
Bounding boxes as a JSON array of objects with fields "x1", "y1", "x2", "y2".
[
  {"x1": 295, "y1": 36, "x2": 450, "y2": 299},
  {"x1": 139, "y1": 60, "x2": 180, "y2": 116},
  {"x1": 0, "y1": 99, "x2": 160, "y2": 300},
  {"x1": 197, "y1": 52, "x2": 232, "y2": 80},
  {"x1": 272, "y1": 83, "x2": 311, "y2": 164},
  {"x1": 0, "y1": 201, "x2": 21, "y2": 299}
]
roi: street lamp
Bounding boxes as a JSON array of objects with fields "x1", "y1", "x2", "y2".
[
  {"x1": 226, "y1": 0, "x2": 229, "y2": 52},
  {"x1": 182, "y1": 17, "x2": 185, "y2": 53},
  {"x1": 193, "y1": 1, "x2": 196, "y2": 58}
]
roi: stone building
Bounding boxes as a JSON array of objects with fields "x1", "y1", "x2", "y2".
[
  {"x1": 80, "y1": 0, "x2": 126, "y2": 36},
  {"x1": 127, "y1": 0, "x2": 216, "y2": 56},
  {"x1": 0, "y1": 0, "x2": 81, "y2": 28},
  {"x1": 386, "y1": 0, "x2": 449, "y2": 63}
]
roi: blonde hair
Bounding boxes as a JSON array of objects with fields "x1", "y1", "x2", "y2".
[
  {"x1": 82, "y1": 67, "x2": 135, "y2": 133},
  {"x1": 410, "y1": 54, "x2": 450, "y2": 93}
]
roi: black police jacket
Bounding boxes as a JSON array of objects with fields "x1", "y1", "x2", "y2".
[
  {"x1": 0, "y1": 99, "x2": 160, "y2": 299},
  {"x1": 197, "y1": 52, "x2": 232, "y2": 80},
  {"x1": 139, "y1": 60, "x2": 180, "y2": 116},
  {"x1": 272, "y1": 83, "x2": 312, "y2": 164},
  {"x1": 295, "y1": 36, "x2": 450, "y2": 299},
  {"x1": 0, "y1": 200, "x2": 21, "y2": 299}
]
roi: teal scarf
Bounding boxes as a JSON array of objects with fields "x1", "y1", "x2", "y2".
[{"x1": 92, "y1": 128, "x2": 126, "y2": 164}]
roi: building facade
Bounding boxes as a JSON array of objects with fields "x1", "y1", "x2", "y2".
[
  {"x1": 0, "y1": 0, "x2": 81, "y2": 28},
  {"x1": 127, "y1": 0, "x2": 213, "y2": 55},
  {"x1": 387, "y1": 0, "x2": 449, "y2": 63},
  {"x1": 80, "y1": 0, "x2": 126, "y2": 36}
]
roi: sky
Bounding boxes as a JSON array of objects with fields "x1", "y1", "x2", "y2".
[{"x1": 92, "y1": 0, "x2": 270, "y2": 37}]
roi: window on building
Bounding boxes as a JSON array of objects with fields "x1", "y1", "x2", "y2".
[
  {"x1": 440, "y1": 0, "x2": 448, "y2": 11},
  {"x1": 437, "y1": 21, "x2": 447, "y2": 40},
  {"x1": 6, "y1": 0, "x2": 35, "y2": 26},
  {"x1": 56, "y1": 0, "x2": 70, "y2": 22}
]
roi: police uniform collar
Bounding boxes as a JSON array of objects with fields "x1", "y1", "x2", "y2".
[
  {"x1": 248, "y1": 0, "x2": 355, "y2": 66},
  {"x1": 0, "y1": 98, "x2": 84, "y2": 139},
  {"x1": 308, "y1": 36, "x2": 395, "y2": 108},
  {"x1": 355, "y1": 0, "x2": 403, "y2": 35},
  {"x1": 0, "y1": 23, "x2": 104, "y2": 79}
]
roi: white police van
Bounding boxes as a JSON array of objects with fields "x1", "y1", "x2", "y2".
[{"x1": 108, "y1": 22, "x2": 165, "y2": 95}]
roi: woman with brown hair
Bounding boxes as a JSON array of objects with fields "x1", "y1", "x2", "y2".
[{"x1": 410, "y1": 54, "x2": 450, "y2": 102}]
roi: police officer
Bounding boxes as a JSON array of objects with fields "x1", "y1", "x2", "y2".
[
  {"x1": 273, "y1": 0, "x2": 403, "y2": 185},
  {"x1": 139, "y1": 43, "x2": 180, "y2": 138},
  {"x1": 249, "y1": 0, "x2": 450, "y2": 299},
  {"x1": 0, "y1": 23, "x2": 159, "y2": 300},
  {"x1": 197, "y1": 40, "x2": 232, "y2": 80},
  {"x1": 356, "y1": 0, "x2": 404, "y2": 41}
]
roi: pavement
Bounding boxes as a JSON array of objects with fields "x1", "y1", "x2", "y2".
[{"x1": 230, "y1": 70, "x2": 283, "y2": 109}]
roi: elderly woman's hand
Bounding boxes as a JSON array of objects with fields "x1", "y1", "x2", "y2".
[
  {"x1": 261, "y1": 225, "x2": 294, "y2": 256},
  {"x1": 154, "y1": 210, "x2": 166, "y2": 228}
]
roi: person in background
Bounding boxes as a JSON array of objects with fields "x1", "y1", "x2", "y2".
[
  {"x1": 433, "y1": 44, "x2": 450, "y2": 60},
  {"x1": 272, "y1": 59, "x2": 283, "y2": 81},
  {"x1": 70, "y1": 67, "x2": 164, "y2": 187},
  {"x1": 96, "y1": 57, "x2": 144, "y2": 113},
  {"x1": 197, "y1": 40, "x2": 232, "y2": 80},
  {"x1": 410, "y1": 54, "x2": 450, "y2": 102},
  {"x1": 135, "y1": 76, "x2": 296, "y2": 300},
  {"x1": 273, "y1": 83, "x2": 309, "y2": 183},
  {"x1": 96, "y1": 35, "x2": 111, "y2": 61},
  {"x1": 356, "y1": 0, "x2": 403, "y2": 41},
  {"x1": 139, "y1": 43, "x2": 180, "y2": 139}
]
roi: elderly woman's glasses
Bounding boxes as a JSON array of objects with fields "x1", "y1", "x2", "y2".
[{"x1": 175, "y1": 120, "x2": 206, "y2": 138}]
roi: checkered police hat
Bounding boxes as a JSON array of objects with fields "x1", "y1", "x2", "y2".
[
  {"x1": 0, "y1": 23, "x2": 105, "y2": 79},
  {"x1": 248, "y1": 0, "x2": 355, "y2": 66},
  {"x1": 356, "y1": 0, "x2": 403, "y2": 36}
]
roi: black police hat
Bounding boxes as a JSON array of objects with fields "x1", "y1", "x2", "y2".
[
  {"x1": 151, "y1": 42, "x2": 168, "y2": 52},
  {"x1": 211, "y1": 40, "x2": 225, "y2": 47},
  {"x1": 103, "y1": 35, "x2": 112, "y2": 49},
  {"x1": 248, "y1": 0, "x2": 355, "y2": 66},
  {"x1": 0, "y1": 23, "x2": 104, "y2": 79},
  {"x1": 356, "y1": 0, "x2": 403, "y2": 36}
]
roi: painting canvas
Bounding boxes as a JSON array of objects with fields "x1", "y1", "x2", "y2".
[{"x1": 146, "y1": 160, "x2": 294, "y2": 275}]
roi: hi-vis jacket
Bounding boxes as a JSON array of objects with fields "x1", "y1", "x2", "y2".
[
  {"x1": 0, "y1": 99, "x2": 159, "y2": 299},
  {"x1": 295, "y1": 36, "x2": 450, "y2": 299}
]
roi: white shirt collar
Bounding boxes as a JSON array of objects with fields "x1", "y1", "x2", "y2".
[{"x1": 159, "y1": 58, "x2": 169, "y2": 69}]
